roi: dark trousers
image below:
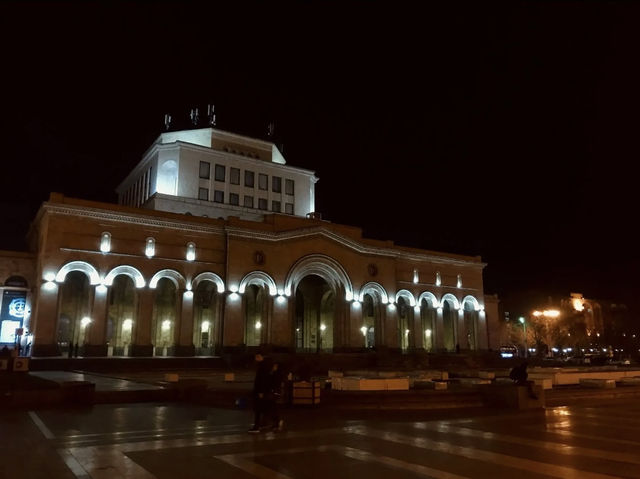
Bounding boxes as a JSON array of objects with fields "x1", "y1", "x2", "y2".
[{"x1": 252, "y1": 396, "x2": 267, "y2": 428}]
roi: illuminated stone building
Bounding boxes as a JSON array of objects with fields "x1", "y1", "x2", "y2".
[{"x1": 1, "y1": 126, "x2": 499, "y2": 357}]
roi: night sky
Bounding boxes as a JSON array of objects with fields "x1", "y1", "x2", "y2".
[{"x1": 1, "y1": 2, "x2": 639, "y2": 317}]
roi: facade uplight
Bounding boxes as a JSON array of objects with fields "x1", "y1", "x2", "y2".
[
  {"x1": 186, "y1": 242, "x2": 196, "y2": 261},
  {"x1": 100, "y1": 232, "x2": 112, "y2": 253},
  {"x1": 145, "y1": 237, "x2": 156, "y2": 258}
]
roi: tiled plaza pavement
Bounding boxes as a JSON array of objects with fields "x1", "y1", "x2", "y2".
[{"x1": 4, "y1": 400, "x2": 640, "y2": 479}]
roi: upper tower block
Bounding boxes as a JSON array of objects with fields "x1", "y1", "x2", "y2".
[{"x1": 116, "y1": 127, "x2": 318, "y2": 221}]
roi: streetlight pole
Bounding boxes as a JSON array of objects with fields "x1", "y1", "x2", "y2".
[{"x1": 519, "y1": 316, "x2": 527, "y2": 358}]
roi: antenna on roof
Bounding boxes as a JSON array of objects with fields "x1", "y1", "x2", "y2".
[
  {"x1": 207, "y1": 104, "x2": 216, "y2": 126},
  {"x1": 267, "y1": 121, "x2": 275, "y2": 138},
  {"x1": 164, "y1": 114, "x2": 172, "y2": 131},
  {"x1": 190, "y1": 108, "x2": 200, "y2": 126}
]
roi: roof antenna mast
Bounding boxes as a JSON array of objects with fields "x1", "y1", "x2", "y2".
[
  {"x1": 190, "y1": 107, "x2": 200, "y2": 126},
  {"x1": 208, "y1": 104, "x2": 216, "y2": 126},
  {"x1": 164, "y1": 113, "x2": 172, "y2": 131}
]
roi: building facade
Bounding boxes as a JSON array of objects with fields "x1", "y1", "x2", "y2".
[{"x1": 1, "y1": 127, "x2": 498, "y2": 357}]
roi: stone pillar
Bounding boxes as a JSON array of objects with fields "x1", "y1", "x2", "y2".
[
  {"x1": 85, "y1": 285, "x2": 108, "y2": 356},
  {"x1": 385, "y1": 303, "x2": 399, "y2": 350},
  {"x1": 435, "y1": 307, "x2": 445, "y2": 351},
  {"x1": 413, "y1": 306, "x2": 424, "y2": 350},
  {"x1": 31, "y1": 283, "x2": 60, "y2": 357},
  {"x1": 222, "y1": 292, "x2": 244, "y2": 351},
  {"x1": 349, "y1": 301, "x2": 364, "y2": 349},
  {"x1": 132, "y1": 288, "x2": 154, "y2": 356},
  {"x1": 477, "y1": 310, "x2": 488, "y2": 350},
  {"x1": 457, "y1": 308, "x2": 465, "y2": 351},
  {"x1": 270, "y1": 295, "x2": 292, "y2": 349},
  {"x1": 175, "y1": 290, "x2": 195, "y2": 356}
]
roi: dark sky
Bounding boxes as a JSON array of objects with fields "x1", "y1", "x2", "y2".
[{"x1": 1, "y1": 1, "x2": 639, "y2": 316}]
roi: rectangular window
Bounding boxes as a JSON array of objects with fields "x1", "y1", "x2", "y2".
[
  {"x1": 230, "y1": 167, "x2": 240, "y2": 185},
  {"x1": 244, "y1": 195, "x2": 254, "y2": 208},
  {"x1": 272, "y1": 200, "x2": 281, "y2": 212},
  {"x1": 285, "y1": 202, "x2": 294, "y2": 215},
  {"x1": 198, "y1": 187, "x2": 209, "y2": 201},
  {"x1": 258, "y1": 173, "x2": 268, "y2": 190},
  {"x1": 199, "y1": 161, "x2": 210, "y2": 179},
  {"x1": 272, "y1": 176, "x2": 282, "y2": 193},
  {"x1": 285, "y1": 179, "x2": 294, "y2": 195},
  {"x1": 214, "y1": 190, "x2": 224, "y2": 203},
  {"x1": 229, "y1": 193, "x2": 239, "y2": 206},
  {"x1": 258, "y1": 198, "x2": 268, "y2": 210},
  {"x1": 245, "y1": 170, "x2": 254, "y2": 188},
  {"x1": 215, "y1": 164, "x2": 225, "y2": 182}
]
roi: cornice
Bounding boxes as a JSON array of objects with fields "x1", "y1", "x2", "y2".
[
  {"x1": 225, "y1": 226, "x2": 486, "y2": 268},
  {"x1": 43, "y1": 203, "x2": 226, "y2": 235}
]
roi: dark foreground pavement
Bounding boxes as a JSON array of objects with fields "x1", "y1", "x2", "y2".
[{"x1": 2, "y1": 397, "x2": 640, "y2": 479}]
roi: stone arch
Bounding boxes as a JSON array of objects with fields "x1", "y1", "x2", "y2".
[
  {"x1": 104, "y1": 265, "x2": 146, "y2": 288},
  {"x1": 359, "y1": 281, "x2": 387, "y2": 348},
  {"x1": 461, "y1": 295, "x2": 480, "y2": 311},
  {"x1": 239, "y1": 271, "x2": 277, "y2": 296},
  {"x1": 55, "y1": 261, "x2": 101, "y2": 285},
  {"x1": 149, "y1": 269, "x2": 186, "y2": 289},
  {"x1": 192, "y1": 272, "x2": 225, "y2": 293},
  {"x1": 441, "y1": 293, "x2": 460, "y2": 310},
  {"x1": 462, "y1": 295, "x2": 479, "y2": 350},
  {"x1": 395, "y1": 289, "x2": 416, "y2": 307},
  {"x1": 284, "y1": 254, "x2": 353, "y2": 300},
  {"x1": 418, "y1": 291, "x2": 439, "y2": 308},
  {"x1": 358, "y1": 281, "x2": 389, "y2": 304}
]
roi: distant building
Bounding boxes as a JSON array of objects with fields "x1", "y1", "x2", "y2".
[{"x1": 0, "y1": 126, "x2": 499, "y2": 357}]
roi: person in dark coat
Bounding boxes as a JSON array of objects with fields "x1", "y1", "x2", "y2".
[
  {"x1": 265, "y1": 361, "x2": 285, "y2": 432},
  {"x1": 509, "y1": 360, "x2": 538, "y2": 399},
  {"x1": 248, "y1": 352, "x2": 273, "y2": 433}
]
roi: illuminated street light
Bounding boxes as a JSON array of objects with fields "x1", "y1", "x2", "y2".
[{"x1": 519, "y1": 316, "x2": 527, "y2": 358}]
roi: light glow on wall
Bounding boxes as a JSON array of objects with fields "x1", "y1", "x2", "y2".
[
  {"x1": 145, "y1": 238, "x2": 156, "y2": 258},
  {"x1": 43, "y1": 280, "x2": 56, "y2": 291},
  {"x1": 435, "y1": 272, "x2": 442, "y2": 286},
  {"x1": 96, "y1": 284, "x2": 108, "y2": 294},
  {"x1": 186, "y1": 242, "x2": 196, "y2": 261},
  {"x1": 320, "y1": 323, "x2": 326, "y2": 332},
  {"x1": 255, "y1": 321, "x2": 262, "y2": 330},
  {"x1": 360, "y1": 326, "x2": 367, "y2": 336},
  {"x1": 81, "y1": 317, "x2": 92, "y2": 328},
  {"x1": 457, "y1": 274, "x2": 462, "y2": 288},
  {"x1": 276, "y1": 294, "x2": 286, "y2": 305},
  {"x1": 425, "y1": 329, "x2": 432, "y2": 337},
  {"x1": 43, "y1": 272, "x2": 56, "y2": 282},
  {"x1": 201, "y1": 321, "x2": 210, "y2": 332},
  {"x1": 123, "y1": 319, "x2": 133, "y2": 331},
  {"x1": 162, "y1": 320, "x2": 171, "y2": 331},
  {"x1": 413, "y1": 269, "x2": 419, "y2": 284},
  {"x1": 100, "y1": 232, "x2": 111, "y2": 253}
]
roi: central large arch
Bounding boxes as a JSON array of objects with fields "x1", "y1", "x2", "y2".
[{"x1": 285, "y1": 254, "x2": 353, "y2": 352}]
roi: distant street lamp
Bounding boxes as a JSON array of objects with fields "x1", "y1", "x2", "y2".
[{"x1": 519, "y1": 316, "x2": 527, "y2": 358}]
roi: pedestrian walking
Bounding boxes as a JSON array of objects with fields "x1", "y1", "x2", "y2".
[
  {"x1": 248, "y1": 352, "x2": 272, "y2": 434},
  {"x1": 265, "y1": 361, "x2": 284, "y2": 432}
]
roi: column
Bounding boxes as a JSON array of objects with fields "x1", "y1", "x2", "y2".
[
  {"x1": 85, "y1": 284, "x2": 108, "y2": 356},
  {"x1": 457, "y1": 308, "x2": 465, "y2": 351},
  {"x1": 435, "y1": 307, "x2": 445, "y2": 351},
  {"x1": 349, "y1": 301, "x2": 364, "y2": 349},
  {"x1": 413, "y1": 305, "x2": 423, "y2": 350},
  {"x1": 31, "y1": 282, "x2": 60, "y2": 357},
  {"x1": 385, "y1": 303, "x2": 399, "y2": 351},
  {"x1": 176, "y1": 289, "x2": 195, "y2": 356},
  {"x1": 132, "y1": 288, "x2": 154, "y2": 356},
  {"x1": 222, "y1": 291, "x2": 244, "y2": 351},
  {"x1": 270, "y1": 294, "x2": 292, "y2": 349}
]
